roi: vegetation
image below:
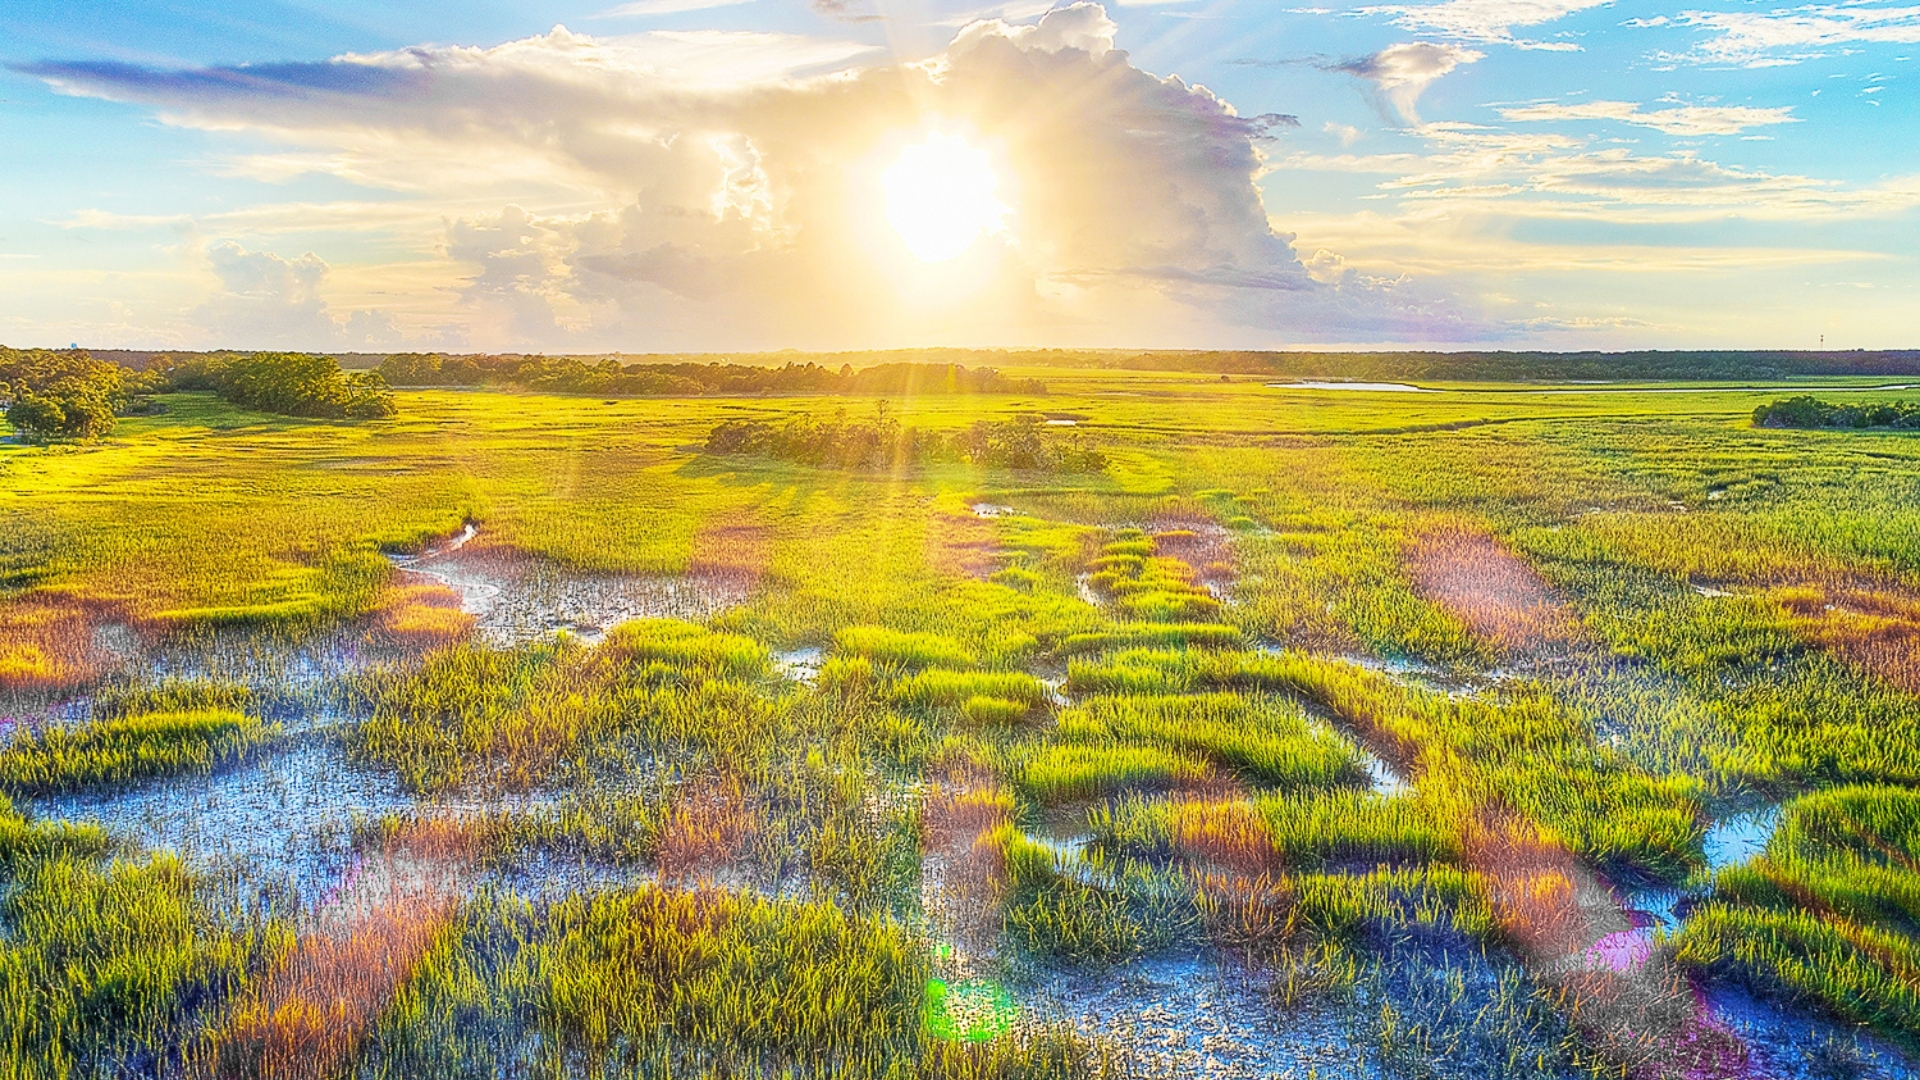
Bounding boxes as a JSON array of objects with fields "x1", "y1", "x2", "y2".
[
  {"x1": 379, "y1": 353, "x2": 1047, "y2": 396},
  {"x1": 163, "y1": 351, "x2": 395, "y2": 419},
  {"x1": 0, "y1": 793, "x2": 283, "y2": 1079},
  {"x1": 1676, "y1": 786, "x2": 1920, "y2": 1043},
  {"x1": 706, "y1": 411, "x2": 1107, "y2": 473},
  {"x1": 7, "y1": 364, "x2": 1920, "y2": 1075},
  {"x1": 0, "y1": 346, "x2": 155, "y2": 442},
  {"x1": 0, "y1": 708, "x2": 276, "y2": 793},
  {"x1": 1754, "y1": 394, "x2": 1920, "y2": 429}
]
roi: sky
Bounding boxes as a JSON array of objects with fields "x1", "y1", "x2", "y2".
[{"x1": 1, "y1": 0, "x2": 1915, "y2": 353}]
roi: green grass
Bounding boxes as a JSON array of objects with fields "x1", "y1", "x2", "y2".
[
  {"x1": 0, "y1": 793, "x2": 283, "y2": 1079},
  {"x1": 1675, "y1": 785, "x2": 1920, "y2": 1044},
  {"x1": 8, "y1": 369, "x2": 1920, "y2": 1068},
  {"x1": 366, "y1": 886, "x2": 937, "y2": 1077},
  {"x1": 1053, "y1": 692, "x2": 1363, "y2": 790},
  {"x1": 0, "y1": 708, "x2": 276, "y2": 793},
  {"x1": 1017, "y1": 743, "x2": 1210, "y2": 805},
  {"x1": 836, "y1": 626, "x2": 977, "y2": 669}
]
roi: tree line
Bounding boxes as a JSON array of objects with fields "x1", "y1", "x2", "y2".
[
  {"x1": 162, "y1": 352, "x2": 394, "y2": 420},
  {"x1": 704, "y1": 410, "x2": 1106, "y2": 473},
  {"x1": 377, "y1": 353, "x2": 1046, "y2": 397}
]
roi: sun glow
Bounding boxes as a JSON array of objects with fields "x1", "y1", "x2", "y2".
[{"x1": 881, "y1": 133, "x2": 1007, "y2": 263}]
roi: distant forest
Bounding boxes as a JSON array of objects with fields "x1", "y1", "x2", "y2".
[
  {"x1": 375, "y1": 354, "x2": 1047, "y2": 396},
  {"x1": 66, "y1": 346, "x2": 1920, "y2": 385}
]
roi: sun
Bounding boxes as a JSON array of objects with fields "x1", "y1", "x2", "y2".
[{"x1": 881, "y1": 133, "x2": 1008, "y2": 262}]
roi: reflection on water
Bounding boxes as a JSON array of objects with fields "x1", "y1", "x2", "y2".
[
  {"x1": 1267, "y1": 381, "x2": 1436, "y2": 393},
  {"x1": 1705, "y1": 807, "x2": 1780, "y2": 871}
]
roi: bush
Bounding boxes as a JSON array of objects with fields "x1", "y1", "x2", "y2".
[{"x1": 1753, "y1": 395, "x2": 1920, "y2": 430}]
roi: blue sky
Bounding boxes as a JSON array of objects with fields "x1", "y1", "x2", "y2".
[{"x1": 2, "y1": 0, "x2": 1915, "y2": 351}]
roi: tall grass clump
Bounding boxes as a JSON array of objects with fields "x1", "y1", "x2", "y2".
[
  {"x1": 894, "y1": 669, "x2": 1049, "y2": 710},
  {"x1": 354, "y1": 619, "x2": 774, "y2": 791},
  {"x1": 1056, "y1": 693, "x2": 1363, "y2": 790},
  {"x1": 0, "y1": 795, "x2": 282, "y2": 1079},
  {"x1": 0, "y1": 709, "x2": 276, "y2": 793},
  {"x1": 604, "y1": 618, "x2": 769, "y2": 679},
  {"x1": 1059, "y1": 623, "x2": 1243, "y2": 654},
  {"x1": 836, "y1": 626, "x2": 976, "y2": 670},
  {"x1": 1084, "y1": 532, "x2": 1223, "y2": 623},
  {"x1": 1675, "y1": 785, "x2": 1920, "y2": 1045},
  {"x1": 1259, "y1": 651, "x2": 1704, "y2": 881},
  {"x1": 365, "y1": 885, "x2": 930, "y2": 1077},
  {"x1": 1018, "y1": 744, "x2": 1210, "y2": 805}
]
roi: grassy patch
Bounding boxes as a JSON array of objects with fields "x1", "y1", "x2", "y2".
[{"x1": 0, "y1": 709, "x2": 276, "y2": 793}]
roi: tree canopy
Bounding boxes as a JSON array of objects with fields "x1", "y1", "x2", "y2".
[
  {"x1": 0, "y1": 348, "x2": 153, "y2": 442},
  {"x1": 159, "y1": 352, "x2": 395, "y2": 419}
]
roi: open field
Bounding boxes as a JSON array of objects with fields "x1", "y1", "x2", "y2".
[{"x1": 4, "y1": 366, "x2": 1920, "y2": 1078}]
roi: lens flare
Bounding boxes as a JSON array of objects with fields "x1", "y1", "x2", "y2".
[{"x1": 881, "y1": 133, "x2": 1007, "y2": 262}]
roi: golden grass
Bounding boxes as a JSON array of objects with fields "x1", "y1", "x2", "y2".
[
  {"x1": 1406, "y1": 524, "x2": 1582, "y2": 656},
  {"x1": 193, "y1": 819, "x2": 479, "y2": 1080}
]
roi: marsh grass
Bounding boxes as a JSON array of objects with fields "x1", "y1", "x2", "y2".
[
  {"x1": 1406, "y1": 524, "x2": 1582, "y2": 657},
  {"x1": 0, "y1": 708, "x2": 277, "y2": 793},
  {"x1": 837, "y1": 626, "x2": 977, "y2": 669},
  {"x1": 1675, "y1": 785, "x2": 1920, "y2": 1044},
  {"x1": 895, "y1": 669, "x2": 1049, "y2": 711},
  {"x1": 0, "y1": 794, "x2": 282, "y2": 1080},
  {"x1": 194, "y1": 819, "x2": 479, "y2": 1080},
  {"x1": 15, "y1": 375, "x2": 1920, "y2": 1068},
  {"x1": 365, "y1": 885, "x2": 932, "y2": 1077},
  {"x1": 1053, "y1": 692, "x2": 1363, "y2": 790}
]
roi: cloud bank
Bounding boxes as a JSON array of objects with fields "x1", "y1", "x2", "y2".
[{"x1": 20, "y1": 4, "x2": 1481, "y2": 349}]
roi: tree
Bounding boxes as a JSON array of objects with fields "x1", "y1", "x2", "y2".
[{"x1": 0, "y1": 348, "x2": 136, "y2": 442}]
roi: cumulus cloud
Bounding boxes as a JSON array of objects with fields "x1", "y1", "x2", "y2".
[
  {"x1": 18, "y1": 5, "x2": 1475, "y2": 348},
  {"x1": 1358, "y1": 0, "x2": 1604, "y2": 50},
  {"x1": 1634, "y1": 3, "x2": 1920, "y2": 67},
  {"x1": 1332, "y1": 42, "x2": 1483, "y2": 123},
  {"x1": 190, "y1": 241, "x2": 414, "y2": 349},
  {"x1": 1498, "y1": 99, "x2": 1799, "y2": 136}
]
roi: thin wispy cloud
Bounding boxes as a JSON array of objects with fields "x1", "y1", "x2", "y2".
[
  {"x1": 1633, "y1": 3, "x2": 1920, "y2": 67},
  {"x1": 1357, "y1": 0, "x2": 1605, "y2": 50},
  {"x1": 1498, "y1": 99, "x2": 1800, "y2": 135}
]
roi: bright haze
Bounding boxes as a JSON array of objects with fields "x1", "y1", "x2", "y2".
[{"x1": 2, "y1": 0, "x2": 1916, "y2": 352}]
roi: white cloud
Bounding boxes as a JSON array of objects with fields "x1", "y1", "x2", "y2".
[
  {"x1": 1497, "y1": 99, "x2": 1799, "y2": 135},
  {"x1": 191, "y1": 241, "x2": 412, "y2": 349},
  {"x1": 1332, "y1": 42, "x2": 1483, "y2": 122},
  {"x1": 1358, "y1": 0, "x2": 1608, "y2": 50},
  {"x1": 22, "y1": 8, "x2": 1474, "y2": 349},
  {"x1": 1278, "y1": 122, "x2": 1920, "y2": 224},
  {"x1": 951, "y1": 2, "x2": 1120, "y2": 59},
  {"x1": 1325, "y1": 120, "x2": 1364, "y2": 145},
  {"x1": 1647, "y1": 3, "x2": 1920, "y2": 67}
]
